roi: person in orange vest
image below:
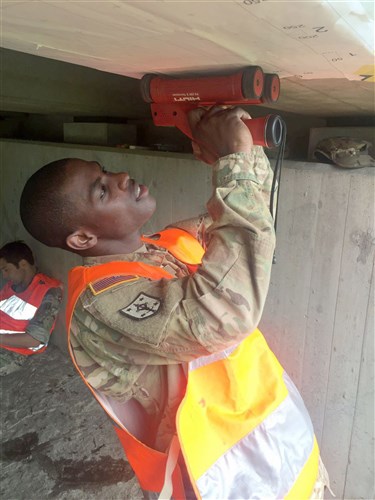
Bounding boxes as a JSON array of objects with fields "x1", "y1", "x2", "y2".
[
  {"x1": 0, "y1": 240, "x2": 63, "y2": 356},
  {"x1": 19, "y1": 107, "x2": 329, "y2": 499}
]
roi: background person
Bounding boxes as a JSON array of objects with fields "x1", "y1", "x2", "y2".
[{"x1": 0, "y1": 240, "x2": 62, "y2": 356}]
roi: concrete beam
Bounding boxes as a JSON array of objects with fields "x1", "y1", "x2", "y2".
[{"x1": 1, "y1": 48, "x2": 150, "y2": 118}]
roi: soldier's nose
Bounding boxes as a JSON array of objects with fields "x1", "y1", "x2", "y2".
[{"x1": 117, "y1": 172, "x2": 130, "y2": 191}]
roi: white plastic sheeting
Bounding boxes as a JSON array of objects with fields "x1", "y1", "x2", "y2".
[{"x1": 1, "y1": 0, "x2": 374, "y2": 82}]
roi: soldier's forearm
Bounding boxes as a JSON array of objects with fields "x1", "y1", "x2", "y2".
[
  {"x1": 26, "y1": 287, "x2": 62, "y2": 343},
  {"x1": 0, "y1": 332, "x2": 41, "y2": 348}
]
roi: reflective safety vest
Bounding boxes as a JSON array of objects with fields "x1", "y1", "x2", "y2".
[
  {"x1": 0, "y1": 273, "x2": 61, "y2": 356},
  {"x1": 66, "y1": 229, "x2": 319, "y2": 499}
]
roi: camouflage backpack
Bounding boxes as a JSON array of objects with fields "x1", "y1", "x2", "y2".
[{"x1": 314, "y1": 137, "x2": 375, "y2": 168}]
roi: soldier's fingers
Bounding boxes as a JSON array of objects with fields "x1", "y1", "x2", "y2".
[
  {"x1": 199, "y1": 105, "x2": 233, "y2": 121},
  {"x1": 187, "y1": 108, "x2": 207, "y2": 130},
  {"x1": 191, "y1": 141, "x2": 202, "y2": 158},
  {"x1": 224, "y1": 106, "x2": 252, "y2": 122},
  {"x1": 199, "y1": 106, "x2": 252, "y2": 125}
]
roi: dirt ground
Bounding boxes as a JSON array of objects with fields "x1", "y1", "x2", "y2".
[{"x1": 0, "y1": 346, "x2": 143, "y2": 499}]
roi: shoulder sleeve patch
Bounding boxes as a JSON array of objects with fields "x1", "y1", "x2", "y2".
[
  {"x1": 89, "y1": 275, "x2": 139, "y2": 295},
  {"x1": 120, "y1": 293, "x2": 161, "y2": 320}
]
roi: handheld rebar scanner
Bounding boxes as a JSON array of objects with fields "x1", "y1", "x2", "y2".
[{"x1": 140, "y1": 66, "x2": 284, "y2": 148}]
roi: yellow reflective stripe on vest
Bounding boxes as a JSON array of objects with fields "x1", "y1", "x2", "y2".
[
  {"x1": 285, "y1": 437, "x2": 320, "y2": 500},
  {"x1": 178, "y1": 329, "x2": 288, "y2": 481}
]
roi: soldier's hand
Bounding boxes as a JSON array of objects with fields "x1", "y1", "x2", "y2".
[{"x1": 188, "y1": 106, "x2": 253, "y2": 165}]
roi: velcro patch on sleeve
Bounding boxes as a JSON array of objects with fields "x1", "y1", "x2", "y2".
[
  {"x1": 89, "y1": 275, "x2": 139, "y2": 295},
  {"x1": 120, "y1": 293, "x2": 161, "y2": 320}
]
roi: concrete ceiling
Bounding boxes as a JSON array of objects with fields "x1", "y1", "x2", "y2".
[{"x1": 1, "y1": 0, "x2": 374, "y2": 117}]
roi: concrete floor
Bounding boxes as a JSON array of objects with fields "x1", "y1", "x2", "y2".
[{"x1": 0, "y1": 346, "x2": 143, "y2": 499}]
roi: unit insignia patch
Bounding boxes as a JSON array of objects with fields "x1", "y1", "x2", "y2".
[{"x1": 120, "y1": 293, "x2": 161, "y2": 320}]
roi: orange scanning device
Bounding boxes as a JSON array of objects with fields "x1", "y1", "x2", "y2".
[{"x1": 140, "y1": 66, "x2": 284, "y2": 148}]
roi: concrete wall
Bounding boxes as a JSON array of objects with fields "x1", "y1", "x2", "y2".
[
  {"x1": 260, "y1": 163, "x2": 374, "y2": 499},
  {"x1": 1, "y1": 139, "x2": 374, "y2": 499}
]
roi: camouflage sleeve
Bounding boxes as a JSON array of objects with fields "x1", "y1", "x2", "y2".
[
  {"x1": 26, "y1": 287, "x2": 63, "y2": 344},
  {"x1": 169, "y1": 146, "x2": 276, "y2": 353},
  {"x1": 79, "y1": 147, "x2": 275, "y2": 362}
]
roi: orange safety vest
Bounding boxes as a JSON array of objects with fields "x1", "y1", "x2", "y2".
[
  {"x1": 0, "y1": 273, "x2": 62, "y2": 356},
  {"x1": 66, "y1": 229, "x2": 319, "y2": 499}
]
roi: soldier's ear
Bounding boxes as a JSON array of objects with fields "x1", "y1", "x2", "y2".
[
  {"x1": 66, "y1": 229, "x2": 98, "y2": 251},
  {"x1": 18, "y1": 259, "x2": 30, "y2": 270}
]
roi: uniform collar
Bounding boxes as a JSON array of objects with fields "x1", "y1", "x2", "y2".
[{"x1": 83, "y1": 244, "x2": 149, "y2": 266}]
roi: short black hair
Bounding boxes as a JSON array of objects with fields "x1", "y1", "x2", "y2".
[
  {"x1": 20, "y1": 158, "x2": 78, "y2": 249},
  {"x1": 0, "y1": 241, "x2": 34, "y2": 266}
]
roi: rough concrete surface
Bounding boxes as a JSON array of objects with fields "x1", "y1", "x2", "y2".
[{"x1": 0, "y1": 346, "x2": 143, "y2": 499}]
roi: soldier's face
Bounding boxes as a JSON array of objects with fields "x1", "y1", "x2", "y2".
[
  {"x1": 62, "y1": 159, "x2": 156, "y2": 241},
  {"x1": 0, "y1": 259, "x2": 25, "y2": 285}
]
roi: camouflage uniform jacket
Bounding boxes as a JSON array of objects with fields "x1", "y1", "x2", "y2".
[{"x1": 70, "y1": 147, "x2": 276, "y2": 451}]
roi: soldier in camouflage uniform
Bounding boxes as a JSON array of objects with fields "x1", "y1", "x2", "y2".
[
  {"x1": 0, "y1": 241, "x2": 62, "y2": 366},
  {"x1": 70, "y1": 139, "x2": 275, "y2": 451},
  {"x1": 19, "y1": 107, "x2": 329, "y2": 497}
]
